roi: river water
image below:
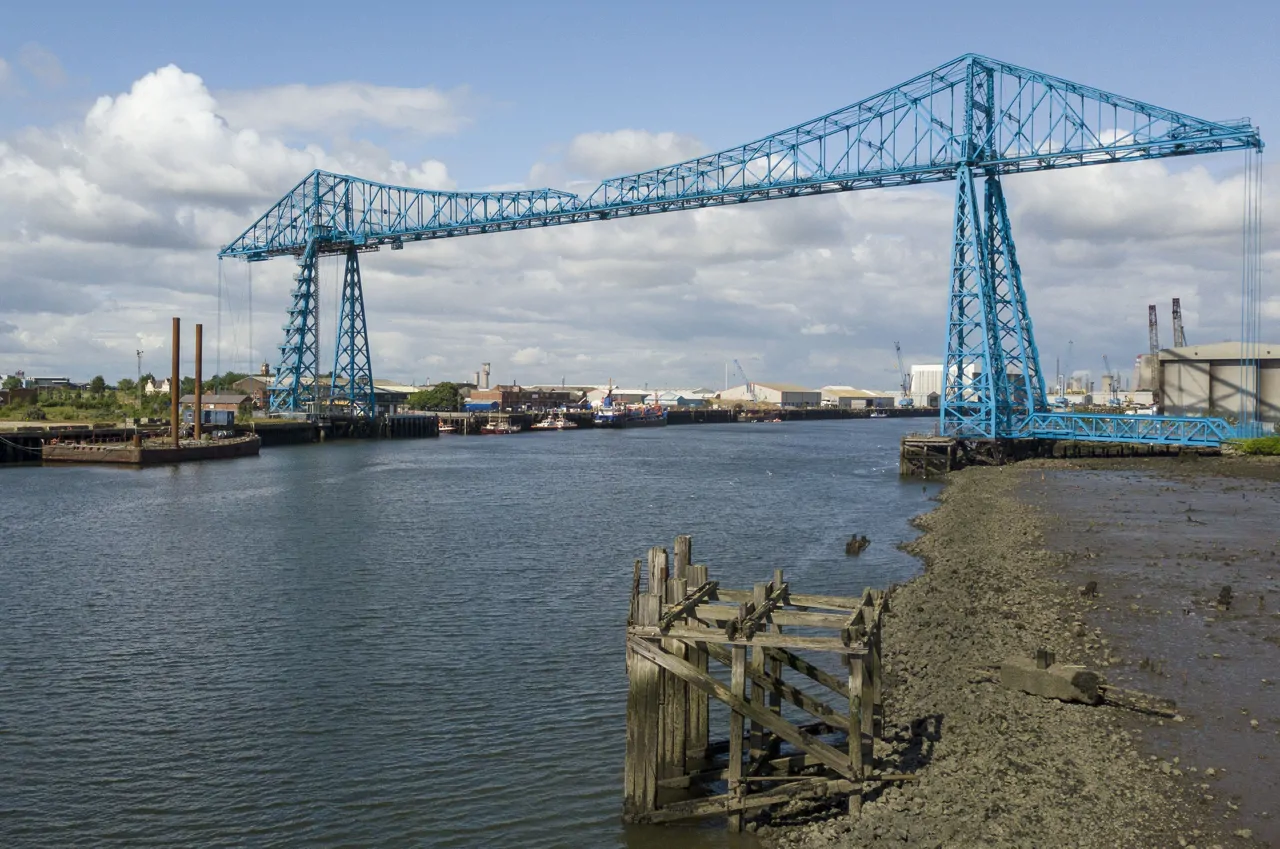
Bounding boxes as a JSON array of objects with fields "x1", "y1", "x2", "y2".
[{"x1": 0, "y1": 419, "x2": 939, "y2": 848}]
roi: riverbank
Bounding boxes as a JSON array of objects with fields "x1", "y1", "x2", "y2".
[{"x1": 762, "y1": 460, "x2": 1273, "y2": 848}]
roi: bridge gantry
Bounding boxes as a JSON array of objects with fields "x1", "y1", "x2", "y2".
[{"x1": 219, "y1": 54, "x2": 1263, "y2": 445}]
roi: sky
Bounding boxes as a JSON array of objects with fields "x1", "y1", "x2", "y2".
[{"x1": 0, "y1": 0, "x2": 1277, "y2": 390}]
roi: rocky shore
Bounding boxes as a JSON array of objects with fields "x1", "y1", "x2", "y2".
[{"x1": 760, "y1": 464, "x2": 1267, "y2": 849}]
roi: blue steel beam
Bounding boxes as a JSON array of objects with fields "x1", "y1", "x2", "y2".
[
  {"x1": 1022, "y1": 412, "x2": 1235, "y2": 447},
  {"x1": 219, "y1": 54, "x2": 1262, "y2": 260}
]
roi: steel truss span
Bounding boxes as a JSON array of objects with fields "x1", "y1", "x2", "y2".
[{"x1": 220, "y1": 54, "x2": 1263, "y2": 441}]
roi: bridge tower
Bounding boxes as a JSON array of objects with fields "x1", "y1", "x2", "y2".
[
  {"x1": 941, "y1": 64, "x2": 1046, "y2": 439},
  {"x1": 329, "y1": 247, "x2": 377, "y2": 419}
]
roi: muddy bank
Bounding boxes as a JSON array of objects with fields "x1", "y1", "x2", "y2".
[
  {"x1": 1026, "y1": 460, "x2": 1279, "y2": 845},
  {"x1": 761, "y1": 465, "x2": 1263, "y2": 849}
]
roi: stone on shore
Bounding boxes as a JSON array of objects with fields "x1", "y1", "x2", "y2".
[{"x1": 1000, "y1": 656, "x2": 1102, "y2": 704}]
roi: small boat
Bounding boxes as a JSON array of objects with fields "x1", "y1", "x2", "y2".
[
  {"x1": 869, "y1": 411, "x2": 890, "y2": 418},
  {"x1": 481, "y1": 421, "x2": 521, "y2": 435},
  {"x1": 440, "y1": 423, "x2": 457, "y2": 434},
  {"x1": 533, "y1": 413, "x2": 579, "y2": 430}
]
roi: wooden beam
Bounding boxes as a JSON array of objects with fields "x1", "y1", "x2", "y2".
[
  {"x1": 638, "y1": 778, "x2": 855, "y2": 824},
  {"x1": 847, "y1": 655, "x2": 865, "y2": 818},
  {"x1": 720, "y1": 588, "x2": 862, "y2": 610},
  {"x1": 659, "y1": 580, "x2": 719, "y2": 629},
  {"x1": 674, "y1": 534, "x2": 692, "y2": 581},
  {"x1": 705, "y1": 643, "x2": 849, "y2": 732},
  {"x1": 764, "y1": 646, "x2": 850, "y2": 699},
  {"x1": 630, "y1": 625, "x2": 865, "y2": 654},
  {"x1": 660, "y1": 577, "x2": 689, "y2": 782},
  {"x1": 628, "y1": 636, "x2": 855, "y2": 780},
  {"x1": 690, "y1": 603, "x2": 852, "y2": 629}
]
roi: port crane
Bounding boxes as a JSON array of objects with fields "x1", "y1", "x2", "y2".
[
  {"x1": 733, "y1": 359, "x2": 758, "y2": 403},
  {"x1": 893, "y1": 342, "x2": 912, "y2": 407},
  {"x1": 220, "y1": 54, "x2": 1262, "y2": 446}
]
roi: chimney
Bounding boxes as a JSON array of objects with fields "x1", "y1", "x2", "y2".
[
  {"x1": 171, "y1": 317, "x2": 181, "y2": 447},
  {"x1": 194, "y1": 323, "x2": 204, "y2": 440},
  {"x1": 482, "y1": 362, "x2": 491, "y2": 390}
]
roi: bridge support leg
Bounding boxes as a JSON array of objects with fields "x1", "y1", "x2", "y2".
[
  {"x1": 269, "y1": 238, "x2": 322, "y2": 415},
  {"x1": 330, "y1": 247, "x2": 377, "y2": 420},
  {"x1": 941, "y1": 165, "x2": 1001, "y2": 438},
  {"x1": 983, "y1": 175, "x2": 1046, "y2": 422},
  {"x1": 941, "y1": 169, "x2": 1043, "y2": 439}
]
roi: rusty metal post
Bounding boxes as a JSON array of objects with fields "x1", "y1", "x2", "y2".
[
  {"x1": 171, "y1": 316, "x2": 180, "y2": 448},
  {"x1": 194, "y1": 323, "x2": 203, "y2": 440}
]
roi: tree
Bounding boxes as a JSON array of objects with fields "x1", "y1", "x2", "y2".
[
  {"x1": 117, "y1": 377, "x2": 136, "y2": 394},
  {"x1": 89, "y1": 375, "x2": 106, "y2": 396},
  {"x1": 3, "y1": 375, "x2": 20, "y2": 392},
  {"x1": 409, "y1": 382, "x2": 461, "y2": 411}
]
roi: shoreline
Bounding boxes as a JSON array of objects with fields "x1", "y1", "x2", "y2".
[{"x1": 761, "y1": 461, "x2": 1268, "y2": 848}]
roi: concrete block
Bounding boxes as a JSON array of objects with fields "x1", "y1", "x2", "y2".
[{"x1": 1000, "y1": 656, "x2": 1102, "y2": 705}]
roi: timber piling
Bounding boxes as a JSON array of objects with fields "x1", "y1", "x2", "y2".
[{"x1": 624, "y1": 534, "x2": 897, "y2": 831}]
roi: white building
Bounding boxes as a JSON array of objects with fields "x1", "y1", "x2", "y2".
[
  {"x1": 909, "y1": 364, "x2": 943, "y2": 407},
  {"x1": 719, "y1": 382, "x2": 821, "y2": 407},
  {"x1": 820, "y1": 386, "x2": 895, "y2": 409}
]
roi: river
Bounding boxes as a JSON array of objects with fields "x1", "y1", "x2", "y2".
[{"x1": 0, "y1": 419, "x2": 940, "y2": 848}]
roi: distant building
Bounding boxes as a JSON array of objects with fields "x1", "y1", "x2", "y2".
[
  {"x1": 820, "y1": 386, "x2": 895, "y2": 409},
  {"x1": 144, "y1": 377, "x2": 172, "y2": 395},
  {"x1": 719, "y1": 383, "x2": 821, "y2": 407},
  {"x1": 1157, "y1": 342, "x2": 1280, "y2": 422},
  {"x1": 179, "y1": 393, "x2": 251, "y2": 413},
  {"x1": 468, "y1": 384, "x2": 524, "y2": 409},
  {"x1": 909, "y1": 365, "x2": 943, "y2": 408}
]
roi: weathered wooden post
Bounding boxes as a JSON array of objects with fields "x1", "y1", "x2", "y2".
[
  {"x1": 686, "y1": 562, "x2": 710, "y2": 764},
  {"x1": 661, "y1": 573, "x2": 689, "y2": 783},
  {"x1": 673, "y1": 534, "x2": 692, "y2": 580},
  {"x1": 848, "y1": 654, "x2": 865, "y2": 817},
  {"x1": 728, "y1": 644, "x2": 747, "y2": 832},
  {"x1": 749, "y1": 581, "x2": 768, "y2": 759},
  {"x1": 624, "y1": 592, "x2": 662, "y2": 820}
]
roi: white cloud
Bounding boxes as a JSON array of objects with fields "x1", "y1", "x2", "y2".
[
  {"x1": 511, "y1": 346, "x2": 549, "y2": 367},
  {"x1": 17, "y1": 43, "x2": 65, "y2": 87},
  {"x1": 216, "y1": 81, "x2": 469, "y2": 139},
  {"x1": 564, "y1": 129, "x2": 704, "y2": 178},
  {"x1": 0, "y1": 64, "x2": 1274, "y2": 398}
]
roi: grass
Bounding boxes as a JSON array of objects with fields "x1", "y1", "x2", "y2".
[{"x1": 1233, "y1": 435, "x2": 1280, "y2": 455}]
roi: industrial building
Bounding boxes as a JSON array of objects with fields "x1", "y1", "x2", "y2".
[
  {"x1": 820, "y1": 386, "x2": 895, "y2": 409},
  {"x1": 1157, "y1": 342, "x2": 1280, "y2": 422},
  {"x1": 719, "y1": 383, "x2": 821, "y2": 407},
  {"x1": 909, "y1": 364, "x2": 943, "y2": 408}
]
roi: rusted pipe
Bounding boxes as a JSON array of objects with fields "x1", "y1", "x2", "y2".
[
  {"x1": 194, "y1": 323, "x2": 203, "y2": 440},
  {"x1": 171, "y1": 316, "x2": 180, "y2": 448}
]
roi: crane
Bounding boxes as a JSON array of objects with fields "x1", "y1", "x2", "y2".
[
  {"x1": 733, "y1": 359, "x2": 757, "y2": 403},
  {"x1": 893, "y1": 342, "x2": 913, "y2": 407},
  {"x1": 220, "y1": 54, "x2": 1261, "y2": 447}
]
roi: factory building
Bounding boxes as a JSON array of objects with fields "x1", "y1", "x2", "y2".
[
  {"x1": 909, "y1": 364, "x2": 943, "y2": 408},
  {"x1": 719, "y1": 383, "x2": 821, "y2": 407},
  {"x1": 1157, "y1": 342, "x2": 1280, "y2": 422},
  {"x1": 820, "y1": 386, "x2": 895, "y2": 409}
]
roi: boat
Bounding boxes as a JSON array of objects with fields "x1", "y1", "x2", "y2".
[
  {"x1": 481, "y1": 421, "x2": 522, "y2": 435},
  {"x1": 869, "y1": 411, "x2": 890, "y2": 419},
  {"x1": 593, "y1": 404, "x2": 667, "y2": 428},
  {"x1": 440, "y1": 423, "x2": 457, "y2": 434},
  {"x1": 532, "y1": 412, "x2": 578, "y2": 430}
]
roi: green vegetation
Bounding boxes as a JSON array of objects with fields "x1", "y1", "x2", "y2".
[
  {"x1": 3, "y1": 375, "x2": 21, "y2": 392},
  {"x1": 409, "y1": 382, "x2": 461, "y2": 411},
  {"x1": 1234, "y1": 435, "x2": 1280, "y2": 455}
]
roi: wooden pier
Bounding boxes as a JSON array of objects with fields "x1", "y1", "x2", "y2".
[{"x1": 624, "y1": 535, "x2": 896, "y2": 831}]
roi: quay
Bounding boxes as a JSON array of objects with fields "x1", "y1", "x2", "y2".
[{"x1": 898, "y1": 434, "x2": 1218, "y2": 477}]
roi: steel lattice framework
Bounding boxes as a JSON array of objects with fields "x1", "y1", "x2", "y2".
[{"x1": 220, "y1": 54, "x2": 1262, "y2": 442}]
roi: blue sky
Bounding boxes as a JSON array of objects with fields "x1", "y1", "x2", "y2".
[{"x1": 0, "y1": 0, "x2": 1276, "y2": 387}]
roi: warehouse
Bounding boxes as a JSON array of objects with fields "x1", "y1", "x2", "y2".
[
  {"x1": 719, "y1": 382, "x2": 821, "y2": 407},
  {"x1": 1158, "y1": 342, "x2": 1280, "y2": 422}
]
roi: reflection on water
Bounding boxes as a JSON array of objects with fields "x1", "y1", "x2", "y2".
[{"x1": 0, "y1": 420, "x2": 939, "y2": 847}]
